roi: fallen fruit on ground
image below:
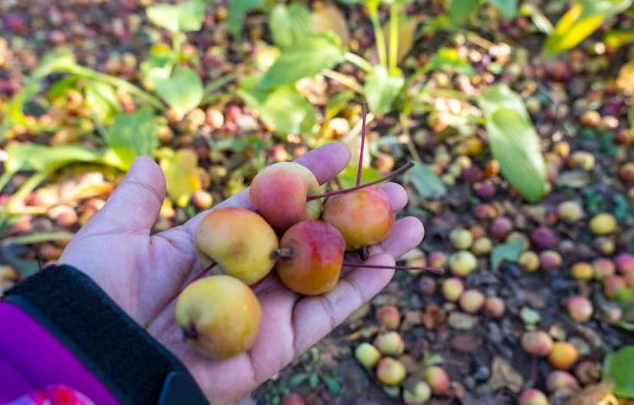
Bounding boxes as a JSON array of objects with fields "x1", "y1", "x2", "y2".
[
  {"x1": 355, "y1": 343, "x2": 381, "y2": 369},
  {"x1": 521, "y1": 331, "x2": 554, "y2": 356},
  {"x1": 548, "y1": 342, "x2": 579, "y2": 370},
  {"x1": 424, "y1": 366, "x2": 450, "y2": 395},
  {"x1": 518, "y1": 388, "x2": 549, "y2": 405},
  {"x1": 376, "y1": 357, "x2": 407, "y2": 386}
]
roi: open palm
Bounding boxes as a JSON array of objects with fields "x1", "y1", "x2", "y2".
[{"x1": 59, "y1": 143, "x2": 424, "y2": 405}]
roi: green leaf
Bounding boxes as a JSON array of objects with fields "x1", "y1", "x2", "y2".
[
  {"x1": 490, "y1": 238, "x2": 524, "y2": 269},
  {"x1": 105, "y1": 109, "x2": 158, "y2": 170},
  {"x1": 322, "y1": 375, "x2": 341, "y2": 394},
  {"x1": 487, "y1": 0, "x2": 517, "y2": 19},
  {"x1": 544, "y1": 0, "x2": 633, "y2": 58},
  {"x1": 159, "y1": 149, "x2": 202, "y2": 207},
  {"x1": 616, "y1": 321, "x2": 634, "y2": 331},
  {"x1": 270, "y1": 3, "x2": 312, "y2": 49},
  {"x1": 84, "y1": 82, "x2": 121, "y2": 122},
  {"x1": 154, "y1": 66, "x2": 203, "y2": 117},
  {"x1": 383, "y1": 14, "x2": 419, "y2": 64},
  {"x1": 478, "y1": 85, "x2": 547, "y2": 202},
  {"x1": 325, "y1": 90, "x2": 355, "y2": 120},
  {"x1": 309, "y1": 373, "x2": 319, "y2": 389},
  {"x1": 4, "y1": 143, "x2": 104, "y2": 175},
  {"x1": 258, "y1": 34, "x2": 345, "y2": 89},
  {"x1": 239, "y1": 75, "x2": 316, "y2": 135},
  {"x1": 337, "y1": 165, "x2": 382, "y2": 189},
  {"x1": 424, "y1": 48, "x2": 476, "y2": 76},
  {"x1": 140, "y1": 48, "x2": 174, "y2": 91},
  {"x1": 478, "y1": 83, "x2": 527, "y2": 117},
  {"x1": 48, "y1": 76, "x2": 80, "y2": 101},
  {"x1": 448, "y1": 0, "x2": 480, "y2": 25},
  {"x1": 520, "y1": 307, "x2": 541, "y2": 324},
  {"x1": 520, "y1": 4, "x2": 553, "y2": 34},
  {"x1": 146, "y1": 0, "x2": 205, "y2": 32},
  {"x1": 604, "y1": 29, "x2": 634, "y2": 48},
  {"x1": 1, "y1": 49, "x2": 78, "y2": 137},
  {"x1": 289, "y1": 373, "x2": 308, "y2": 385},
  {"x1": 405, "y1": 163, "x2": 446, "y2": 200},
  {"x1": 603, "y1": 346, "x2": 634, "y2": 398},
  {"x1": 32, "y1": 48, "x2": 78, "y2": 78},
  {"x1": 227, "y1": 0, "x2": 263, "y2": 36},
  {"x1": 364, "y1": 65, "x2": 404, "y2": 114}
]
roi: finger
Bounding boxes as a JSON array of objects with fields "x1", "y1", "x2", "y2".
[
  {"x1": 367, "y1": 216, "x2": 425, "y2": 258},
  {"x1": 84, "y1": 156, "x2": 166, "y2": 232},
  {"x1": 292, "y1": 253, "x2": 395, "y2": 353},
  {"x1": 294, "y1": 142, "x2": 351, "y2": 184},
  {"x1": 377, "y1": 182, "x2": 408, "y2": 211},
  {"x1": 246, "y1": 278, "x2": 299, "y2": 380},
  {"x1": 183, "y1": 142, "x2": 351, "y2": 235},
  {"x1": 214, "y1": 189, "x2": 253, "y2": 210}
]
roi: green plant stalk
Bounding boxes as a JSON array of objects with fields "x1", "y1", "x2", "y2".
[
  {"x1": 344, "y1": 52, "x2": 373, "y2": 73},
  {"x1": 66, "y1": 65, "x2": 164, "y2": 110},
  {"x1": 6, "y1": 171, "x2": 49, "y2": 212},
  {"x1": 203, "y1": 72, "x2": 238, "y2": 97},
  {"x1": 369, "y1": 10, "x2": 388, "y2": 67},
  {"x1": 322, "y1": 69, "x2": 364, "y2": 94},
  {"x1": 8, "y1": 231, "x2": 74, "y2": 245},
  {"x1": 399, "y1": 113, "x2": 422, "y2": 164},
  {"x1": 172, "y1": 32, "x2": 186, "y2": 55},
  {"x1": 0, "y1": 170, "x2": 15, "y2": 194},
  {"x1": 388, "y1": 0, "x2": 400, "y2": 72}
]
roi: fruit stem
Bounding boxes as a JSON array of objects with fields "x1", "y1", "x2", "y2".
[
  {"x1": 203, "y1": 261, "x2": 215, "y2": 273},
  {"x1": 356, "y1": 103, "x2": 368, "y2": 187},
  {"x1": 343, "y1": 262, "x2": 445, "y2": 275},
  {"x1": 308, "y1": 161, "x2": 414, "y2": 201},
  {"x1": 182, "y1": 323, "x2": 198, "y2": 341},
  {"x1": 272, "y1": 248, "x2": 294, "y2": 260}
]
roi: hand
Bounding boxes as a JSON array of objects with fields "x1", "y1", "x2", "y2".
[{"x1": 59, "y1": 143, "x2": 424, "y2": 405}]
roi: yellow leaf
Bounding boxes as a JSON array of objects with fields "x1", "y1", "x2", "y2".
[
  {"x1": 160, "y1": 149, "x2": 202, "y2": 208},
  {"x1": 618, "y1": 60, "x2": 634, "y2": 93},
  {"x1": 384, "y1": 16, "x2": 419, "y2": 63},
  {"x1": 312, "y1": 4, "x2": 350, "y2": 45},
  {"x1": 566, "y1": 382, "x2": 616, "y2": 405}
]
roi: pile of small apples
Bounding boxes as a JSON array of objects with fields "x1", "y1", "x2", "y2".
[{"x1": 175, "y1": 112, "x2": 438, "y2": 360}]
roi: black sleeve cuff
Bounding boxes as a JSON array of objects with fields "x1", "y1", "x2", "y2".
[{"x1": 5, "y1": 265, "x2": 209, "y2": 405}]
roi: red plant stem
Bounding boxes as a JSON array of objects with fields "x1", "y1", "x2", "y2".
[
  {"x1": 308, "y1": 161, "x2": 414, "y2": 201},
  {"x1": 343, "y1": 261, "x2": 444, "y2": 275},
  {"x1": 356, "y1": 103, "x2": 368, "y2": 187}
]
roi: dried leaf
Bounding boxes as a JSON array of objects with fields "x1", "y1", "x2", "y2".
[
  {"x1": 618, "y1": 60, "x2": 634, "y2": 93},
  {"x1": 312, "y1": 4, "x2": 350, "y2": 45},
  {"x1": 447, "y1": 312, "x2": 478, "y2": 330},
  {"x1": 565, "y1": 382, "x2": 616, "y2": 405},
  {"x1": 488, "y1": 357, "x2": 523, "y2": 393},
  {"x1": 556, "y1": 170, "x2": 592, "y2": 188},
  {"x1": 450, "y1": 334, "x2": 480, "y2": 353},
  {"x1": 159, "y1": 149, "x2": 202, "y2": 207}
]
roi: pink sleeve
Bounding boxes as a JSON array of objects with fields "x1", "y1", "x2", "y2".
[{"x1": 0, "y1": 302, "x2": 121, "y2": 405}]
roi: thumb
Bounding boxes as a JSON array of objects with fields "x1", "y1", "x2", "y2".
[{"x1": 91, "y1": 156, "x2": 166, "y2": 232}]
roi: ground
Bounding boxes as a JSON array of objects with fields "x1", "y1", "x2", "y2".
[{"x1": 1, "y1": 1, "x2": 634, "y2": 404}]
